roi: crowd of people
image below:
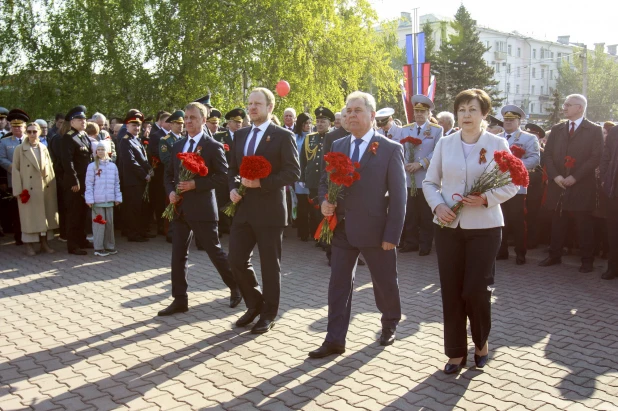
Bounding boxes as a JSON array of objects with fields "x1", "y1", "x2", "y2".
[{"x1": 1, "y1": 86, "x2": 617, "y2": 374}]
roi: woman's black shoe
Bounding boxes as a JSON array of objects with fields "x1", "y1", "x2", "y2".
[
  {"x1": 474, "y1": 354, "x2": 489, "y2": 368},
  {"x1": 443, "y1": 357, "x2": 466, "y2": 374}
]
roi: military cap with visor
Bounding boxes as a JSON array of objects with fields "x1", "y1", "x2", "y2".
[
  {"x1": 165, "y1": 110, "x2": 185, "y2": 124},
  {"x1": 65, "y1": 105, "x2": 87, "y2": 122},
  {"x1": 501, "y1": 104, "x2": 526, "y2": 120},
  {"x1": 124, "y1": 109, "x2": 144, "y2": 124},
  {"x1": 314, "y1": 106, "x2": 335, "y2": 122},
  {"x1": 225, "y1": 108, "x2": 246, "y2": 122},
  {"x1": 207, "y1": 109, "x2": 222, "y2": 124},
  {"x1": 7, "y1": 109, "x2": 31, "y2": 126},
  {"x1": 524, "y1": 123, "x2": 546, "y2": 138},
  {"x1": 411, "y1": 94, "x2": 435, "y2": 111}
]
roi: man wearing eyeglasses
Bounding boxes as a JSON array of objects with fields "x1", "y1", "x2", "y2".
[{"x1": 539, "y1": 94, "x2": 604, "y2": 274}]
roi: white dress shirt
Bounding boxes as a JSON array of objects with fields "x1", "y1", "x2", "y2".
[
  {"x1": 244, "y1": 120, "x2": 271, "y2": 156},
  {"x1": 348, "y1": 129, "x2": 374, "y2": 159},
  {"x1": 569, "y1": 116, "x2": 584, "y2": 132},
  {"x1": 415, "y1": 121, "x2": 428, "y2": 136},
  {"x1": 229, "y1": 131, "x2": 234, "y2": 141},
  {"x1": 183, "y1": 131, "x2": 203, "y2": 153}
]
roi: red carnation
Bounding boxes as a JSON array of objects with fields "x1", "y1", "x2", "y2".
[
  {"x1": 564, "y1": 156, "x2": 576, "y2": 169},
  {"x1": 401, "y1": 137, "x2": 423, "y2": 146},
  {"x1": 162, "y1": 152, "x2": 209, "y2": 221},
  {"x1": 223, "y1": 144, "x2": 230, "y2": 152},
  {"x1": 143, "y1": 140, "x2": 149, "y2": 145},
  {"x1": 93, "y1": 214, "x2": 107, "y2": 225},
  {"x1": 510, "y1": 145, "x2": 526, "y2": 159},
  {"x1": 223, "y1": 156, "x2": 273, "y2": 217},
  {"x1": 19, "y1": 189, "x2": 30, "y2": 204}
]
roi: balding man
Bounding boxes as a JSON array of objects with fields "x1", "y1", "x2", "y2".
[
  {"x1": 282, "y1": 108, "x2": 296, "y2": 132},
  {"x1": 437, "y1": 111, "x2": 456, "y2": 136}
]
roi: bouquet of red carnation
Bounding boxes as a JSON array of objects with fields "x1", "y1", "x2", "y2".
[
  {"x1": 93, "y1": 214, "x2": 107, "y2": 225},
  {"x1": 162, "y1": 152, "x2": 209, "y2": 221},
  {"x1": 19, "y1": 189, "x2": 30, "y2": 204},
  {"x1": 439, "y1": 150, "x2": 529, "y2": 228},
  {"x1": 314, "y1": 152, "x2": 361, "y2": 244},
  {"x1": 510, "y1": 145, "x2": 526, "y2": 159},
  {"x1": 564, "y1": 155, "x2": 576, "y2": 170},
  {"x1": 223, "y1": 155, "x2": 272, "y2": 217},
  {"x1": 400, "y1": 137, "x2": 423, "y2": 196}
]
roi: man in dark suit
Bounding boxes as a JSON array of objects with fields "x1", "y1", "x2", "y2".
[
  {"x1": 159, "y1": 102, "x2": 241, "y2": 316},
  {"x1": 601, "y1": 125, "x2": 618, "y2": 280},
  {"x1": 147, "y1": 111, "x2": 171, "y2": 235},
  {"x1": 119, "y1": 110, "x2": 154, "y2": 242},
  {"x1": 228, "y1": 87, "x2": 301, "y2": 334},
  {"x1": 61, "y1": 106, "x2": 94, "y2": 255},
  {"x1": 539, "y1": 94, "x2": 603, "y2": 273},
  {"x1": 308, "y1": 91, "x2": 407, "y2": 358}
]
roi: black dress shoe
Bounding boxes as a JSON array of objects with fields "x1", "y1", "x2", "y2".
[
  {"x1": 229, "y1": 290, "x2": 243, "y2": 308},
  {"x1": 308, "y1": 343, "x2": 345, "y2": 358},
  {"x1": 444, "y1": 357, "x2": 466, "y2": 374},
  {"x1": 157, "y1": 300, "x2": 188, "y2": 316},
  {"x1": 358, "y1": 258, "x2": 366, "y2": 266},
  {"x1": 251, "y1": 318, "x2": 275, "y2": 334},
  {"x1": 399, "y1": 245, "x2": 419, "y2": 253},
  {"x1": 579, "y1": 264, "x2": 594, "y2": 273},
  {"x1": 515, "y1": 255, "x2": 526, "y2": 265},
  {"x1": 601, "y1": 269, "x2": 617, "y2": 280},
  {"x1": 128, "y1": 236, "x2": 148, "y2": 242},
  {"x1": 379, "y1": 328, "x2": 396, "y2": 346},
  {"x1": 68, "y1": 248, "x2": 87, "y2": 255},
  {"x1": 419, "y1": 249, "x2": 431, "y2": 257},
  {"x1": 538, "y1": 256, "x2": 561, "y2": 267},
  {"x1": 236, "y1": 307, "x2": 261, "y2": 327},
  {"x1": 474, "y1": 354, "x2": 489, "y2": 368},
  {"x1": 496, "y1": 252, "x2": 509, "y2": 260}
]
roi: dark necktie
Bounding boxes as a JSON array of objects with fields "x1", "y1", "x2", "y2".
[
  {"x1": 351, "y1": 138, "x2": 363, "y2": 163},
  {"x1": 417, "y1": 126, "x2": 422, "y2": 136},
  {"x1": 188, "y1": 139, "x2": 195, "y2": 153},
  {"x1": 569, "y1": 122, "x2": 575, "y2": 137},
  {"x1": 506, "y1": 134, "x2": 512, "y2": 140},
  {"x1": 247, "y1": 128, "x2": 260, "y2": 156}
]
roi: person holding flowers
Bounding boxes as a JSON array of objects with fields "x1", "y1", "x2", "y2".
[
  {"x1": 538, "y1": 94, "x2": 603, "y2": 273},
  {"x1": 423, "y1": 89, "x2": 520, "y2": 374},
  {"x1": 159, "y1": 102, "x2": 240, "y2": 317},
  {"x1": 308, "y1": 91, "x2": 406, "y2": 358},
  {"x1": 227, "y1": 87, "x2": 300, "y2": 334},
  {"x1": 397, "y1": 94, "x2": 443, "y2": 256}
]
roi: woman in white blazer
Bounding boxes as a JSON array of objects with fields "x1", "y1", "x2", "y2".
[{"x1": 423, "y1": 89, "x2": 518, "y2": 374}]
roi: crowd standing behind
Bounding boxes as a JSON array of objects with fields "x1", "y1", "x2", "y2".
[{"x1": 1, "y1": 88, "x2": 617, "y2": 373}]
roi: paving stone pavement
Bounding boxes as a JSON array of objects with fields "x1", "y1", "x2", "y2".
[{"x1": 1, "y1": 229, "x2": 618, "y2": 411}]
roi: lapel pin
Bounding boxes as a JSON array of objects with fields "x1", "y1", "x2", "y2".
[{"x1": 266, "y1": 135, "x2": 271, "y2": 142}]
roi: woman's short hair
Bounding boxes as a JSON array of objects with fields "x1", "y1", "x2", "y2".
[
  {"x1": 85, "y1": 121, "x2": 100, "y2": 136},
  {"x1": 26, "y1": 122, "x2": 41, "y2": 133},
  {"x1": 454, "y1": 89, "x2": 492, "y2": 116},
  {"x1": 603, "y1": 121, "x2": 615, "y2": 133}
]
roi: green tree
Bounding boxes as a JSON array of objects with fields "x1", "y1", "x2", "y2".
[
  {"x1": 431, "y1": 5, "x2": 501, "y2": 114},
  {"x1": 0, "y1": 0, "x2": 401, "y2": 121},
  {"x1": 546, "y1": 90, "x2": 562, "y2": 128},
  {"x1": 557, "y1": 47, "x2": 618, "y2": 121}
]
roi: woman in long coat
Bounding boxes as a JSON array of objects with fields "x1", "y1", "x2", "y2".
[{"x1": 12, "y1": 122, "x2": 59, "y2": 255}]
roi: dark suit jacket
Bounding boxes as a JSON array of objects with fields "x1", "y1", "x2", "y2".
[
  {"x1": 165, "y1": 135, "x2": 228, "y2": 221},
  {"x1": 61, "y1": 128, "x2": 93, "y2": 188},
  {"x1": 228, "y1": 123, "x2": 300, "y2": 227},
  {"x1": 148, "y1": 127, "x2": 167, "y2": 159},
  {"x1": 319, "y1": 132, "x2": 407, "y2": 247},
  {"x1": 213, "y1": 130, "x2": 234, "y2": 165},
  {"x1": 119, "y1": 134, "x2": 152, "y2": 186},
  {"x1": 544, "y1": 118, "x2": 603, "y2": 211},
  {"x1": 601, "y1": 125, "x2": 618, "y2": 200},
  {"x1": 324, "y1": 127, "x2": 349, "y2": 154}
]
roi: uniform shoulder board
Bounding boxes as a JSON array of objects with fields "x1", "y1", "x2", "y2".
[
  {"x1": 403, "y1": 123, "x2": 415, "y2": 128},
  {"x1": 123, "y1": 135, "x2": 129, "y2": 139},
  {"x1": 163, "y1": 133, "x2": 172, "y2": 140},
  {"x1": 67, "y1": 130, "x2": 75, "y2": 136},
  {"x1": 307, "y1": 132, "x2": 318, "y2": 136},
  {"x1": 430, "y1": 122, "x2": 441, "y2": 128}
]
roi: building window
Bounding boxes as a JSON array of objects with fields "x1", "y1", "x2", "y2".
[
  {"x1": 486, "y1": 40, "x2": 490, "y2": 49},
  {"x1": 517, "y1": 66, "x2": 521, "y2": 77},
  {"x1": 557, "y1": 52, "x2": 562, "y2": 59},
  {"x1": 531, "y1": 85, "x2": 535, "y2": 94},
  {"x1": 507, "y1": 64, "x2": 511, "y2": 74},
  {"x1": 508, "y1": 45, "x2": 512, "y2": 55},
  {"x1": 541, "y1": 68, "x2": 545, "y2": 79},
  {"x1": 541, "y1": 86, "x2": 544, "y2": 95},
  {"x1": 531, "y1": 103, "x2": 535, "y2": 113},
  {"x1": 551, "y1": 52, "x2": 555, "y2": 59},
  {"x1": 517, "y1": 47, "x2": 521, "y2": 57},
  {"x1": 495, "y1": 63, "x2": 501, "y2": 73},
  {"x1": 533, "y1": 49, "x2": 537, "y2": 59},
  {"x1": 532, "y1": 68, "x2": 536, "y2": 78},
  {"x1": 516, "y1": 84, "x2": 520, "y2": 94},
  {"x1": 541, "y1": 48, "x2": 545, "y2": 59},
  {"x1": 507, "y1": 83, "x2": 511, "y2": 92}
]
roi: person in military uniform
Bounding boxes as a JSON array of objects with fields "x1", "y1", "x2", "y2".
[
  {"x1": 487, "y1": 115, "x2": 504, "y2": 135},
  {"x1": 0, "y1": 107, "x2": 9, "y2": 138},
  {"x1": 398, "y1": 95, "x2": 443, "y2": 255},
  {"x1": 496, "y1": 106, "x2": 541, "y2": 264},
  {"x1": 158, "y1": 110, "x2": 184, "y2": 243},
  {"x1": 324, "y1": 106, "x2": 349, "y2": 153},
  {"x1": 206, "y1": 109, "x2": 222, "y2": 135},
  {"x1": 61, "y1": 106, "x2": 94, "y2": 255},
  {"x1": 213, "y1": 108, "x2": 246, "y2": 236},
  {"x1": 301, "y1": 106, "x2": 334, "y2": 241},
  {"x1": 375, "y1": 107, "x2": 397, "y2": 138},
  {"x1": 119, "y1": 110, "x2": 154, "y2": 242},
  {"x1": 0, "y1": 107, "x2": 9, "y2": 235},
  {"x1": 524, "y1": 123, "x2": 547, "y2": 249},
  {"x1": 193, "y1": 94, "x2": 214, "y2": 137},
  {"x1": 0, "y1": 109, "x2": 30, "y2": 244}
]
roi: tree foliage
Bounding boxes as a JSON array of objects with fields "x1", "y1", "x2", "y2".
[
  {"x1": 431, "y1": 5, "x2": 501, "y2": 114},
  {"x1": 557, "y1": 47, "x2": 618, "y2": 121},
  {"x1": 0, "y1": 0, "x2": 401, "y2": 120}
]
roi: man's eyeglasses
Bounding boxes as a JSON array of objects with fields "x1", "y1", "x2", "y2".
[{"x1": 562, "y1": 103, "x2": 581, "y2": 109}]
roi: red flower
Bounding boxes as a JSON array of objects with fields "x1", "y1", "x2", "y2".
[
  {"x1": 93, "y1": 214, "x2": 107, "y2": 225},
  {"x1": 19, "y1": 189, "x2": 30, "y2": 204},
  {"x1": 564, "y1": 156, "x2": 576, "y2": 169},
  {"x1": 151, "y1": 157, "x2": 161, "y2": 169},
  {"x1": 223, "y1": 144, "x2": 230, "y2": 152},
  {"x1": 510, "y1": 145, "x2": 526, "y2": 159},
  {"x1": 401, "y1": 137, "x2": 422, "y2": 146},
  {"x1": 494, "y1": 150, "x2": 529, "y2": 187},
  {"x1": 239, "y1": 156, "x2": 272, "y2": 180},
  {"x1": 143, "y1": 140, "x2": 149, "y2": 145},
  {"x1": 369, "y1": 142, "x2": 379, "y2": 155},
  {"x1": 96, "y1": 169, "x2": 102, "y2": 177},
  {"x1": 177, "y1": 152, "x2": 208, "y2": 176}
]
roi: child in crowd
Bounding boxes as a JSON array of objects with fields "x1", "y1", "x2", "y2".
[{"x1": 85, "y1": 143, "x2": 122, "y2": 256}]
